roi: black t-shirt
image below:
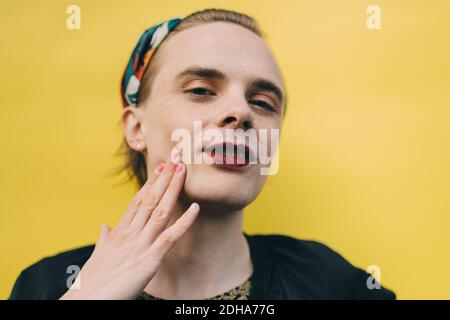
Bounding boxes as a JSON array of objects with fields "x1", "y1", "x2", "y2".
[{"x1": 9, "y1": 233, "x2": 396, "y2": 300}]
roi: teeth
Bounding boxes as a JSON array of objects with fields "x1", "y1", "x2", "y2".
[
  {"x1": 236, "y1": 145, "x2": 246, "y2": 158},
  {"x1": 224, "y1": 143, "x2": 237, "y2": 156},
  {"x1": 204, "y1": 142, "x2": 253, "y2": 163}
]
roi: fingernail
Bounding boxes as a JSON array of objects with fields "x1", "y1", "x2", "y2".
[
  {"x1": 157, "y1": 162, "x2": 165, "y2": 173},
  {"x1": 176, "y1": 164, "x2": 183, "y2": 173},
  {"x1": 171, "y1": 149, "x2": 181, "y2": 164},
  {"x1": 189, "y1": 202, "x2": 200, "y2": 213}
]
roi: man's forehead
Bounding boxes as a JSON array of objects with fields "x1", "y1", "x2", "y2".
[{"x1": 158, "y1": 22, "x2": 284, "y2": 87}]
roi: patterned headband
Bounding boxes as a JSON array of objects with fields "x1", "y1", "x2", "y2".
[{"x1": 121, "y1": 17, "x2": 184, "y2": 108}]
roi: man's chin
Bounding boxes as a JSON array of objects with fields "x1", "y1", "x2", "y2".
[
  {"x1": 182, "y1": 183, "x2": 259, "y2": 212},
  {"x1": 180, "y1": 167, "x2": 266, "y2": 211}
]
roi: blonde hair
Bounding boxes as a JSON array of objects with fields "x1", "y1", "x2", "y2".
[{"x1": 114, "y1": 8, "x2": 265, "y2": 188}]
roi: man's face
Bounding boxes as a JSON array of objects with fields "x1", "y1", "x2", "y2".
[{"x1": 138, "y1": 22, "x2": 285, "y2": 210}]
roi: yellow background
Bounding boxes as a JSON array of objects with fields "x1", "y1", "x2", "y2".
[{"x1": 1, "y1": 0, "x2": 449, "y2": 299}]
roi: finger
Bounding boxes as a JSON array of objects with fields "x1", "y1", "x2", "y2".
[
  {"x1": 140, "y1": 163, "x2": 186, "y2": 244},
  {"x1": 93, "y1": 224, "x2": 111, "y2": 254},
  {"x1": 98, "y1": 224, "x2": 110, "y2": 243},
  {"x1": 115, "y1": 162, "x2": 165, "y2": 230},
  {"x1": 146, "y1": 203, "x2": 200, "y2": 264},
  {"x1": 127, "y1": 149, "x2": 180, "y2": 233}
]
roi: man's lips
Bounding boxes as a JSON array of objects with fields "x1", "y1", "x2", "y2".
[
  {"x1": 203, "y1": 142, "x2": 256, "y2": 168},
  {"x1": 209, "y1": 149, "x2": 248, "y2": 167}
]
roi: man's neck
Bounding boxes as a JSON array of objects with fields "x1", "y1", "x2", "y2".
[{"x1": 143, "y1": 201, "x2": 253, "y2": 299}]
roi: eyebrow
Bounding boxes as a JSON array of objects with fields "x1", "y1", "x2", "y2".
[{"x1": 175, "y1": 66, "x2": 285, "y2": 105}]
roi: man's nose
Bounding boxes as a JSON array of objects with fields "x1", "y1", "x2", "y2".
[{"x1": 215, "y1": 100, "x2": 254, "y2": 130}]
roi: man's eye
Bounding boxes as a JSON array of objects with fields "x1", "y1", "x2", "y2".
[
  {"x1": 248, "y1": 99, "x2": 276, "y2": 112},
  {"x1": 184, "y1": 87, "x2": 215, "y2": 96}
]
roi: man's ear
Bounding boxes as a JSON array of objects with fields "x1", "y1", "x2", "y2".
[{"x1": 121, "y1": 106, "x2": 146, "y2": 152}]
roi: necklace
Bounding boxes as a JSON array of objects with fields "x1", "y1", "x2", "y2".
[{"x1": 137, "y1": 275, "x2": 253, "y2": 300}]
